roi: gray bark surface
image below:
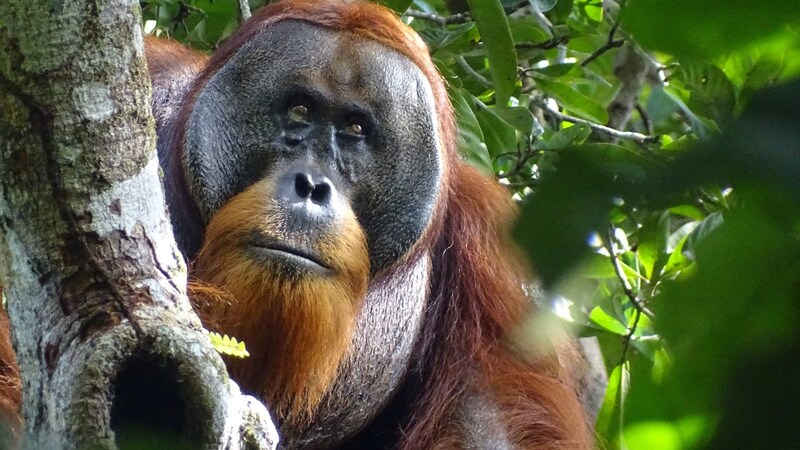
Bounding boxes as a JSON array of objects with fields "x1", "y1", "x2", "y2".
[{"x1": 0, "y1": 1, "x2": 277, "y2": 448}]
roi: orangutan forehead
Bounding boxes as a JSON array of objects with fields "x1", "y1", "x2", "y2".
[{"x1": 228, "y1": 19, "x2": 437, "y2": 116}]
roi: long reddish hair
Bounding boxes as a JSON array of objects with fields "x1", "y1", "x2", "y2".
[
  {"x1": 0, "y1": 311, "x2": 21, "y2": 443},
  {"x1": 193, "y1": 1, "x2": 593, "y2": 448}
]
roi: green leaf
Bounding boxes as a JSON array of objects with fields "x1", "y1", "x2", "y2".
[
  {"x1": 377, "y1": 0, "x2": 414, "y2": 13},
  {"x1": 535, "y1": 123, "x2": 592, "y2": 150},
  {"x1": 493, "y1": 105, "x2": 541, "y2": 139},
  {"x1": 595, "y1": 363, "x2": 628, "y2": 444},
  {"x1": 683, "y1": 212, "x2": 723, "y2": 260},
  {"x1": 451, "y1": 88, "x2": 493, "y2": 175},
  {"x1": 668, "y1": 205, "x2": 705, "y2": 221},
  {"x1": 637, "y1": 212, "x2": 670, "y2": 280},
  {"x1": 661, "y1": 87, "x2": 713, "y2": 138},
  {"x1": 623, "y1": 0, "x2": 800, "y2": 59},
  {"x1": 577, "y1": 143, "x2": 660, "y2": 186},
  {"x1": 472, "y1": 98, "x2": 518, "y2": 158},
  {"x1": 623, "y1": 422, "x2": 682, "y2": 450},
  {"x1": 191, "y1": 0, "x2": 236, "y2": 14},
  {"x1": 508, "y1": 16, "x2": 551, "y2": 44},
  {"x1": 724, "y1": 46, "x2": 784, "y2": 96},
  {"x1": 578, "y1": 0, "x2": 602, "y2": 23},
  {"x1": 673, "y1": 62, "x2": 736, "y2": 126},
  {"x1": 534, "y1": 77, "x2": 609, "y2": 123},
  {"x1": 661, "y1": 229, "x2": 693, "y2": 278},
  {"x1": 580, "y1": 252, "x2": 618, "y2": 279},
  {"x1": 590, "y1": 306, "x2": 631, "y2": 336},
  {"x1": 547, "y1": 0, "x2": 573, "y2": 24},
  {"x1": 514, "y1": 152, "x2": 614, "y2": 287},
  {"x1": 467, "y1": 0, "x2": 518, "y2": 105},
  {"x1": 209, "y1": 331, "x2": 250, "y2": 358},
  {"x1": 656, "y1": 196, "x2": 800, "y2": 426},
  {"x1": 420, "y1": 22, "x2": 477, "y2": 52},
  {"x1": 533, "y1": 63, "x2": 578, "y2": 78}
]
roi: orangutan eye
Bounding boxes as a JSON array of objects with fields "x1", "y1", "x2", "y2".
[
  {"x1": 288, "y1": 103, "x2": 310, "y2": 123},
  {"x1": 343, "y1": 121, "x2": 365, "y2": 137}
]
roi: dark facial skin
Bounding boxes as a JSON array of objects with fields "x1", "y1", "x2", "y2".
[{"x1": 184, "y1": 20, "x2": 443, "y2": 273}]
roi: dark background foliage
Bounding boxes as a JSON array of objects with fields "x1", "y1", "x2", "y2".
[{"x1": 140, "y1": 0, "x2": 800, "y2": 447}]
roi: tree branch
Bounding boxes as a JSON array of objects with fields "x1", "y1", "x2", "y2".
[
  {"x1": 605, "y1": 45, "x2": 652, "y2": 136},
  {"x1": 403, "y1": 9, "x2": 471, "y2": 26},
  {"x1": 533, "y1": 100, "x2": 660, "y2": 144},
  {"x1": 0, "y1": 1, "x2": 277, "y2": 448},
  {"x1": 602, "y1": 227, "x2": 655, "y2": 321},
  {"x1": 516, "y1": 37, "x2": 567, "y2": 50},
  {"x1": 456, "y1": 56, "x2": 492, "y2": 88},
  {"x1": 602, "y1": 226, "x2": 651, "y2": 366},
  {"x1": 238, "y1": 0, "x2": 252, "y2": 22},
  {"x1": 581, "y1": 21, "x2": 623, "y2": 67},
  {"x1": 636, "y1": 103, "x2": 654, "y2": 135}
]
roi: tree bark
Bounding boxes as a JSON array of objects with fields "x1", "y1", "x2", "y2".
[
  {"x1": 606, "y1": 44, "x2": 651, "y2": 136},
  {"x1": 0, "y1": 1, "x2": 277, "y2": 449}
]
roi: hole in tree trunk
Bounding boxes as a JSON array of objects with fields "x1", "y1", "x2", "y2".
[{"x1": 110, "y1": 356, "x2": 199, "y2": 450}]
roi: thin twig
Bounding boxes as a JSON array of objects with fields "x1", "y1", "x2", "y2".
[
  {"x1": 582, "y1": 38, "x2": 624, "y2": 67},
  {"x1": 403, "y1": 9, "x2": 471, "y2": 26},
  {"x1": 496, "y1": 142, "x2": 539, "y2": 181},
  {"x1": 635, "y1": 103, "x2": 654, "y2": 135},
  {"x1": 620, "y1": 307, "x2": 643, "y2": 365},
  {"x1": 581, "y1": 19, "x2": 623, "y2": 67},
  {"x1": 534, "y1": 100, "x2": 660, "y2": 144},
  {"x1": 532, "y1": 11, "x2": 554, "y2": 34},
  {"x1": 516, "y1": 37, "x2": 567, "y2": 50},
  {"x1": 504, "y1": 180, "x2": 537, "y2": 190},
  {"x1": 238, "y1": 0, "x2": 251, "y2": 22},
  {"x1": 603, "y1": 227, "x2": 655, "y2": 321},
  {"x1": 456, "y1": 56, "x2": 492, "y2": 88}
]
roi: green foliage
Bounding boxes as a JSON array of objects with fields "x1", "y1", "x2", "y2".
[
  {"x1": 208, "y1": 331, "x2": 250, "y2": 359},
  {"x1": 143, "y1": 1, "x2": 800, "y2": 447},
  {"x1": 141, "y1": 0, "x2": 268, "y2": 49},
  {"x1": 624, "y1": 0, "x2": 800, "y2": 61},
  {"x1": 465, "y1": 0, "x2": 517, "y2": 105},
  {"x1": 378, "y1": 0, "x2": 415, "y2": 13}
]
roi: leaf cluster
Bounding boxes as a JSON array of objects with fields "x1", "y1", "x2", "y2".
[{"x1": 209, "y1": 331, "x2": 250, "y2": 359}]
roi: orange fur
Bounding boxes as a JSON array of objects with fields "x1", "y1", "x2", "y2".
[
  {"x1": 405, "y1": 166, "x2": 593, "y2": 449},
  {"x1": 190, "y1": 177, "x2": 369, "y2": 425},
  {"x1": 0, "y1": 309, "x2": 21, "y2": 444},
  {"x1": 143, "y1": 36, "x2": 208, "y2": 92}
]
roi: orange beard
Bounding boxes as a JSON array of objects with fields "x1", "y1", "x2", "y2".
[{"x1": 189, "y1": 179, "x2": 369, "y2": 425}]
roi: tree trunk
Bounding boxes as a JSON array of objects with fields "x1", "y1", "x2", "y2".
[{"x1": 0, "y1": 1, "x2": 277, "y2": 449}]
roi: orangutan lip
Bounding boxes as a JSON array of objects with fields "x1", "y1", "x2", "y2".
[{"x1": 247, "y1": 237, "x2": 329, "y2": 271}]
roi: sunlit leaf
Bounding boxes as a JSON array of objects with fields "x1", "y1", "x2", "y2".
[
  {"x1": 209, "y1": 331, "x2": 250, "y2": 358},
  {"x1": 534, "y1": 77, "x2": 609, "y2": 123},
  {"x1": 637, "y1": 212, "x2": 670, "y2": 280},
  {"x1": 590, "y1": 306, "x2": 629, "y2": 336},
  {"x1": 596, "y1": 363, "x2": 628, "y2": 444}
]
